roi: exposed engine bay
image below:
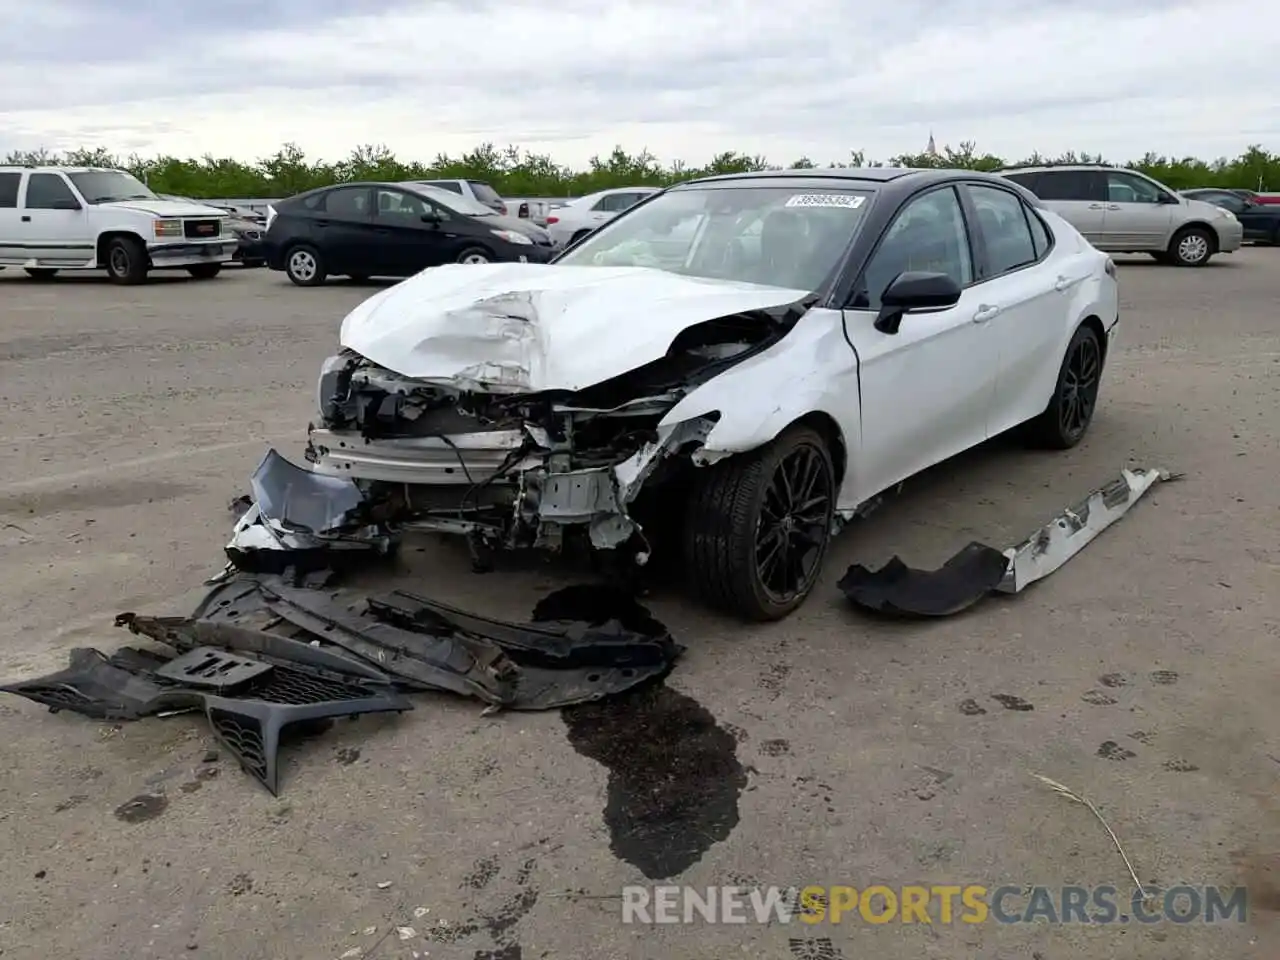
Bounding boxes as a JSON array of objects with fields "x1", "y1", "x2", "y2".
[{"x1": 301, "y1": 303, "x2": 809, "y2": 565}]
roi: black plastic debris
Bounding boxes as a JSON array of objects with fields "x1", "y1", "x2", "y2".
[
  {"x1": 837, "y1": 542, "x2": 1009, "y2": 617},
  {"x1": 0, "y1": 647, "x2": 189, "y2": 721}
]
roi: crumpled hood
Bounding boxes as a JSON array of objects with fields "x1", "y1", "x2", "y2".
[
  {"x1": 101, "y1": 199, "x2": 229, "y2": 218},
  {"x1": 339, "y1": 263, "x2": 809, "y2": 393}
]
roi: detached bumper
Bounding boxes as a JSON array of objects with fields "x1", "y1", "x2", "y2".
[{"x1": 147, "y1": 240, "x2": 236, "y2": 267}]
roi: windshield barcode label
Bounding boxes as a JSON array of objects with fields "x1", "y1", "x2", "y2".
[{"x1": 784, "y1": 194, "x2": 865, "y2": 209}]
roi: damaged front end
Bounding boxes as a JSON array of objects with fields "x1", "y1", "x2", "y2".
[{"x1": 303, "y1": 310, "x2": 796, "y2": 562}]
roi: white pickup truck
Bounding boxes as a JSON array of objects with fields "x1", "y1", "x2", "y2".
[{"x1": 0, "y1": 166, "x2": 235, "y2": 283}]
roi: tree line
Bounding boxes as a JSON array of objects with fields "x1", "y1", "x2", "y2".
[{"x1": 4, "y1": 140, "x2": 1276, "y2": 199}]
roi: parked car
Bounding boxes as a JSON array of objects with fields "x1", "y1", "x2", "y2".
[
  {"x1": 0, "y1": 166, "x2": 233, "y2": 283},
  {"x1": 158, "y1": 195, "x2": 266, "y2": 266},
  {"x1": 543, "y1": 186, "x2": 662, "y2": 247},
  {"x1": 264, "y1": 181, "x2": 555, "y2": 286},
  {"x1": 1180, "y1": 189, "x2": 1280, "y2": 244},
  {"x1": 411, "y1": 179, "x2": 507, "y2": 215},
  {"x1": 304, "y1": 168, "x2": 1118, "y2": 620},
  {"x1": 995, "y1": 164, "x2": 1243, "y2": 266}
]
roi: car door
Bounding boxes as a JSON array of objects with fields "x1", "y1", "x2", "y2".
[
  {"x1": 314, "y1": 186, "x2": 375, "y2": 275},
  {"x1": 0, "y1": 172, "x2": 22, "y2": 260},
  {"x1": 1099, "y1": 171, "x2": 1175, "y2": 249},
  {"x1": 841, "y1": 184, "x2": 998, "y2": 497},
  {"x1": 373, "y1": 188, "x2": 454, "y2": 273},
  {"x1": 962, "y1": 182, "x2": 1072, "y2": 434},
  {"x1": 20, "y1": 172, "x2": 92, "y2": 264},
  {"x1": 1029, "y1": 170, "x2": 1108, "y2": 245}
]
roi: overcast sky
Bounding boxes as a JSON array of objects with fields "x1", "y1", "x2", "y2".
[{"x1": 2, "y1": 0, "x2": 1277, "y2": 168}]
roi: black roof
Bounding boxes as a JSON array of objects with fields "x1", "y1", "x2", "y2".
[{"x1": 686, "y1": 167, "x2": 1016, "y2": 189}]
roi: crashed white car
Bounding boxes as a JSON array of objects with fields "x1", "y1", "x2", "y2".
[{"x1": 298, "y1": 168, "x2": 1119, "y2": 620}]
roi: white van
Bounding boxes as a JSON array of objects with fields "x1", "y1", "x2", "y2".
[{"x1": 0, "y1": 166, "x2": 235, "y2": 283}]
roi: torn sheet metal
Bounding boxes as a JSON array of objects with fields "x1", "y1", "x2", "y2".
[
  {"x1": 996, "y1": 466, "x2": 1175, "y2": 594},
  {"x1": 224, "y1": 449, "x2": 397, "y2": 574},
  {"x1": 838, "y1": 466, "x2": 1175, "y2": 617}
]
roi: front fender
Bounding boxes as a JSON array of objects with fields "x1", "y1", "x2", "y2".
[{"x1": 656, "y1": 306, "x2": 858, "y2": 471}]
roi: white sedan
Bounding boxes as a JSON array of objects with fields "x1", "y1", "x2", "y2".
[
  {"x1": 544, "y1": 186, "x2": 661, "y2": 247},
  {"x1": 298, "y1": 168, "x2": 1119, "y2": 620}
]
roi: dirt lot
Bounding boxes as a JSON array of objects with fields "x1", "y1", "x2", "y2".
[{"x1": 0, "y1": 254, "x2": 1277, "y2": 960}]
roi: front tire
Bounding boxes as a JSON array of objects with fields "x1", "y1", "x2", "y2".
[
  {"x1": 24, "y1": 268, "x2": 58, "y2": 280},
  {"x1": 187, "y1": 263, "x2": 221, "y2": 280},
  {"x1": 285, "y1": 244, "x2": 326, "y2": 286},
  {"x1": 456, "y1": 247, "x2": 492, "y2": 264},
  {"x1": 1167, "y1": 226, "x2": 1214, "y2": 266},
  {"x1": 105, "y1": 236, "x2": 149, "y2": 285},
  {"x1": 684, "y1": 425, "x2": 836, "y2": 621},
  {"x1": 1021, "y1": 324, "x2": 1103, "y2": 449}
]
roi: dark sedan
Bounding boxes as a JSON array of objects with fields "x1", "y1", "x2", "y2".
[
  {"x1": 263, "y1": 181, "x2": 555, "y2": 286},
  {"x1": 1181, "y1": 189, "x2": 1280, "y2": 244}
]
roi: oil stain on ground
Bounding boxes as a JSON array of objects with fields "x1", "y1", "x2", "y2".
[{"x1": 563, "y1": 682, "x2": 747, "y2": 879}]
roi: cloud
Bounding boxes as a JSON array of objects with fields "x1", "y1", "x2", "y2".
[{"x1": 1, "y1": 0, "x2": 1276, "y2": 167}]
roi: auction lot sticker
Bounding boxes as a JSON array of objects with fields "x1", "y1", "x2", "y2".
[{"x1": 784, "y1": 194, "x2": 866, "y2": 209}]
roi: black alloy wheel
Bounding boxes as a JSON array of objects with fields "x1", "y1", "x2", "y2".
[
  {"x1": 684, "y1": 425, "x2": 836, "y2": 621},
  {"x1": 1020, "y1": 324, "x2": 1103, "y2": 449}
]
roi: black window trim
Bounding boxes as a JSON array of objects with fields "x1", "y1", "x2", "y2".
[
  {"x1": 1031, "y1": 169, "x2": 1108, "y2": 203},
  {"x1": 320, "y1": 185, "x2": 373, "y2": 221},
  {"x1": 844, "y1": 183, "x2": 977, "y2": 310},
  {"x1": 958, "y1": 181, "x2": 1054, "y2": 284}
]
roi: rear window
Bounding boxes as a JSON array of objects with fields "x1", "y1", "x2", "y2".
[
  {"x1": 468, "y1": 181, "x2": 503, "y2": 204},
  {"x1": 424, "y1": 180, "x2": 464, "y2": 195}
]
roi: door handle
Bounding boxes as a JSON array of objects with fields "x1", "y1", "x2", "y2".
[
  {"x1": 1054, "y1": 275, "x2": 1074, "y2": 292},
  {"x1": 1106, "y1": 204, "x2": 1121, "y2": 210},
  {"x1": 20, "y1": 215, "x2": 30, "y2": 222},
  {"x1": 1088, "y1": 204, "x2": 1104, "y2": 210},
  {"x1": 314, "y1": 219, "x2": 330, "y2": 227},
  {"x1": 972, "y1": 305, "x2": 1001, "y2": 323}
]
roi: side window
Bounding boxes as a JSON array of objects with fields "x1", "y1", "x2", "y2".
[
  {"x1": 857, "y1": 187, "x2": 973, "y2": 309},
  {"x1": 1002, "y1": 172, "x2": 1041, "y2": 194},
  {"x1": 429, "y1": 181, "x2": 464, "y2": 195},
  {"x1": 375, "y1": 188, "x2": 427, "y2": 222},
  {"x1": 0, "y1": 172, "x2": 19, "y2": 208},
  {"x1": 1034, "y1": 171, "x2": 1105, "y2": 202},
  {"x1": 323, "y1": 187, "x2": 369, "y2": 219},
  {"x1": 1026, "y1": 207, "x2": 1052, "y2": 258},
  {"x1": 967, "y1": 185, "x2": 1039, "y2": 276},
  {"x1": 1107, "y1": 172, "x2": 1162, "y2": 204},
  {"x1": 24, "y1": 173, "x2": 78, "y2": 209},
  {"x1": 592, "y1": 194, "x2": 623, "y2": 212},
  {"x1": 1204, "y1": 192, "x2": 1245, "y2": 213}
]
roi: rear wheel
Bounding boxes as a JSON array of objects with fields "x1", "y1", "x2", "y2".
[
  {"x1": 285, "y1": 244, "x2": 326, "y2": 286},
  {"x1": 1167, "y1": 226, "x2": 1214, "y2": 266},
  {"x1": 1021, "y1": 324, "x2": 1103, "y2": 449},
  {"x1": 105, "y1": 236, "x2": 149, "y2": 285},
  {"x1": 683, "y1": 425, "x2": 835, "y2": 621},
  {"x1": 187, "y1": 263, "x2": 221, "y2": 280},
  {"x1": 456, "y1": 247, "x2": 492, "y2": 264},
  {"x1": 570, "y1": 229, "x2": 591, "y2": 245},
  {"x1": 24, "y1": 268, "x2": 58, "y2": 280}
]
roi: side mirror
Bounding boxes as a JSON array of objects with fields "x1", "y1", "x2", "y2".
[
  {"x1": 874, "y1": 271, "x2": 962, "y2": 334},
  {"x1": 51, "y1": 198, "x2": 81, "y2": 211},
  {"x1": 1157, "y1": 193, "x2": 1180, "y2": 205},
  {"x1": 420, "y1": 210, "x2": 442, "y2": 225}
]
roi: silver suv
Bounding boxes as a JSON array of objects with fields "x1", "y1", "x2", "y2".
[{"x1": 995, "y1": 164, "x2": 1243, "y2": 266}]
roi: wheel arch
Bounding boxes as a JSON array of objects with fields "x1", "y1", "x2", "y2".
[
  {"x1": 96, "y1": 231, "x2": 146, "y2": 267},
  {"x1": 1173, "y1": 220, "x2": 1219, "y2": 252},
  {"x1": 1078, "y1": 314, "x2": 1108, "y2": 366},
  {"x1": 688, "y1": 408, "x2": 849, "y2": 488}
]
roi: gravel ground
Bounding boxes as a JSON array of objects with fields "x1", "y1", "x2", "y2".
[{"x1": 0, "y1": 253, "x2": 1276, "y2": 960}]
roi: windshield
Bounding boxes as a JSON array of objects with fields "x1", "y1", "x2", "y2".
[
  {"x1": 407, "y1": 183, "x2": 496, "y2": 217},
  {"x1": 67, "y1": 171, "x2": 156, "y2": 204},
  {"x1": 468, "y1": 181, "x2": 504, "y2": 205},
  {"x1": 554, "y1": 184, "x2": 872, "y2": 290}
]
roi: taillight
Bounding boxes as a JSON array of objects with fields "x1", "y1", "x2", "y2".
[
  {"x1": 1104, "y1": 257, "x2": 1116, "y2": 278},
  {"x1": 498, "y1": 204, "x2": 508, "y2": 215},
  {"x1": 546, "y1": 215, "x2": 559, "y2": 224}
]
